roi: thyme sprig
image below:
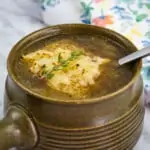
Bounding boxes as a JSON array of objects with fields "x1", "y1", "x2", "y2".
[{"x1": 42, "y1": 50, "x2": 84, "y2": 79}]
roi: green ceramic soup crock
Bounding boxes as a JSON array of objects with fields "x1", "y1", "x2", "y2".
[{"x1": 0, "y1": 24, "x2": 144, "y2": 150}]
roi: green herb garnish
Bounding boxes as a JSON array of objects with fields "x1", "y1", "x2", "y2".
[
  {"x1": 47, "y1": 73, "x2": 54, "y2": 79},
  {"x1": 41, "y1": 70, "x2": 48, "y2": 75},
  {"x1": 58, "y1": 53, "x2": 63, "y2": 63},
  {"x1": 71, "y1": 50, "x2": 83, "y2": 57},
  {"x1": 43, "y1": 50, "x2": 84, "y2": 80}
]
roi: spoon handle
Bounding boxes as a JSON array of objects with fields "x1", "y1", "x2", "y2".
[{"x1": 118, "y1": 47, "x2": 150, "y2": 65}]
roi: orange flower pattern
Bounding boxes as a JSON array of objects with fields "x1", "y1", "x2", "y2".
[{"x1": 92, "y1": 15, "x2": 113, "y2": 27}]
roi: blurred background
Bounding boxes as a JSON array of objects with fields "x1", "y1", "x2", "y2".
[
  {"x1": 0, "y1": 0, "x2": 44, "y2": 58},
  {"x1": 0, "y1": 0, "x2": 45, "y2": 116}
]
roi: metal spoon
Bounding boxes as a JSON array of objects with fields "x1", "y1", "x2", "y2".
[{"x1": 118, "y1": 46, "x2": 150, "y2": 66}]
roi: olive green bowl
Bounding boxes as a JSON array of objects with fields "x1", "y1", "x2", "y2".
[{"x1": 0, "y1": 24, "x2": 145, "y2": 150}]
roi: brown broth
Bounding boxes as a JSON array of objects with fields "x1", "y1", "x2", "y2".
[{"x1": 15, "y1": 35, "x2": 133, "y2": 101}]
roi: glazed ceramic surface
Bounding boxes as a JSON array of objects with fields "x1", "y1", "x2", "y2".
[{"x1": 0, "y1": 24, "x2": 145, "y2": 150}]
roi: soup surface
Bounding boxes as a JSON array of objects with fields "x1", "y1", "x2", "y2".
[{"x1": 15, "y1": 35, "x2": 133, "y2": 101}]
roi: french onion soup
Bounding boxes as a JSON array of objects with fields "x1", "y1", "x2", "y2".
[{"x1": 15, "y1": 35, "x2": 133, "y2": 100}]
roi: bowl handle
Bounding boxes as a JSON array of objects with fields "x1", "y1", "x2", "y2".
[{"x1": 0, "y1": 105, "x2": 37, "y2": 149}]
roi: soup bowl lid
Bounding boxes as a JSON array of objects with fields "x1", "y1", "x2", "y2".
[{"x1": 7, "y1": 24, "x2": 142, "y2": 104}]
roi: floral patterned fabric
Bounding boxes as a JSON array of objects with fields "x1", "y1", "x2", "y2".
[{"x1": 40, "y1": 0, "x2": 150, "y2": 103}]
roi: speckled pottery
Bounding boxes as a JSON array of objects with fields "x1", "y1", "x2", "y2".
[{"x1": 0, "y1": 24, "x2": 145, "y2": 150}]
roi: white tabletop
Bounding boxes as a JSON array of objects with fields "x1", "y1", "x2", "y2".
[{"x1": 0, "y1": 0, "x2": 149, "y2": 149}]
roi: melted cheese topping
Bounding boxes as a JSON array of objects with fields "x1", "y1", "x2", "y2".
[{"x1": 23, "y1": 48, "x2": 110, "y2": 98}]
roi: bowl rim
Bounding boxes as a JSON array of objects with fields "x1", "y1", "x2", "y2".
[{"x1": 7, "y1": 24, "x2": 142, "y2": 105}]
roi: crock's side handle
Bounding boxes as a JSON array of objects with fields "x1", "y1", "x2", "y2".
[{"x1": 0, "y1": 105, "x2": 37, "y2": 150}]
